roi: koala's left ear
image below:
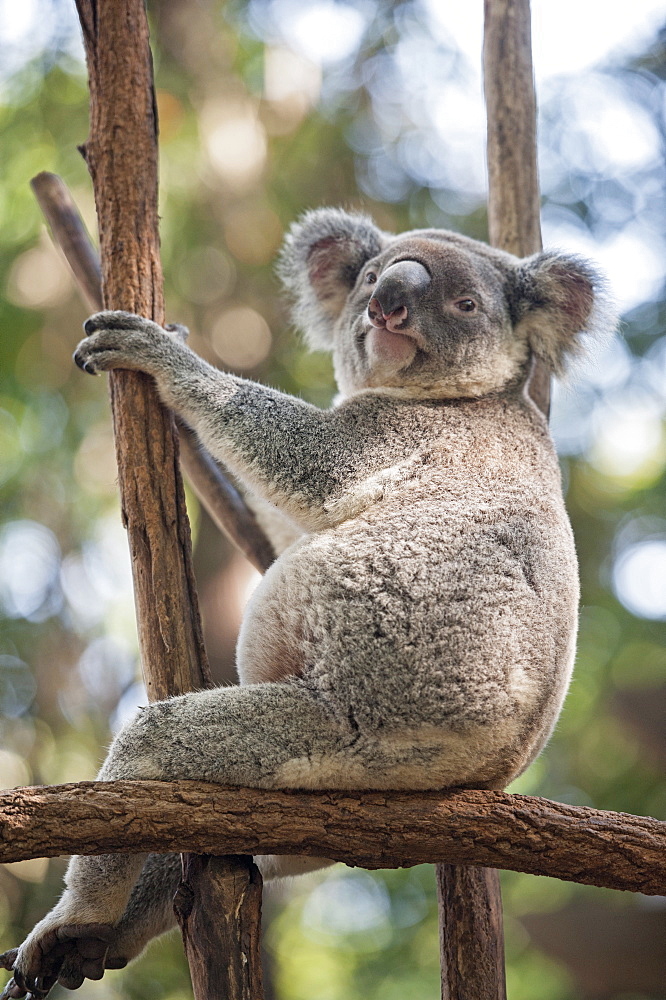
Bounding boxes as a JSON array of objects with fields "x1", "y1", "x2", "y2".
[
  {"x1": 512, "y1": 251, "x2": 615, "y2": 373},
  {"x1": 278, "y1": 208, "x2": 388, "y2": 350}
]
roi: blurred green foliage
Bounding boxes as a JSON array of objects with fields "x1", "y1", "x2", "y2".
[{"x1": 1, "y1": 1, "x2": 665, "y2": 998}]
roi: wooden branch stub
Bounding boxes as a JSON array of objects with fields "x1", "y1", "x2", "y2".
[
  {"x1": 30, "y1": 173, "x2": 101, "y2": 311},
  {"x1": 174, "y1": 855, "x2": 264, "y2": 1000},
  {"x1": 438, "y1": 866, "x2": 507, "y2": 1000},
  {"x1": 73, "y1": 0, "x2": 210, "y2": 700},
  {"x1": 1, "y1": 782, "x2": 664, "y2": 896}
]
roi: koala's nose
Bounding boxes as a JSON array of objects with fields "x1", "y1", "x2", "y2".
[{"x1": 368, "y1": 260, "x2": 431, "y2": 329}]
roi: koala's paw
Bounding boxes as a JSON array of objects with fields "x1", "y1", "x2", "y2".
[
  {"x1": 1, "y1": 924, "x2": 115, "y2": 999},
  {"x1": 73, "y1": 311, "x2": 183, "y2": 377}
]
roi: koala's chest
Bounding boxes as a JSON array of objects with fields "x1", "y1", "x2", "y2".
[
  {"x1": 322, "y1": 440, "x2": 516, "y2": 528},
  {"x1": 322, "y1": 451, "x2": 434, "y2": 523}
]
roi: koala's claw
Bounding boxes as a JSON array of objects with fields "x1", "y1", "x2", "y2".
[
  {"x1": 83, "y1": 310, "x2": 161, "y2": 337},
  {"x1": 73, "y1": 348, "x2": 105, "y2": 376},
  {"x1": 0, "y1": 977, "x2": 27, "y2": 1000},
  {"x1": 0, "y1": 967, "x2": 53, "y2": 1000},
  {"x1": 2, "y1": 924, "x2": 115, "y2": 999},
  {"x1": 0, "y1": 954, "x2": 27, "y2": 1000}
]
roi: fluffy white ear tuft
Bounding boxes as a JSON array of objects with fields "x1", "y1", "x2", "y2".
[
  {"x1": 513, "y1": 251, "x2": 617, "y2": 374},
  {"x1": 277, "y1": 208, "x2": 387, "y2": 350}
]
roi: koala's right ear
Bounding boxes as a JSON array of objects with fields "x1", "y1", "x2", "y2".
[
  {"x1": 278, "y1": 208, "x2": 387, "y2": 350},
  {"x1": 511, "y1": 251, "x2": 615, "y2": 373}
]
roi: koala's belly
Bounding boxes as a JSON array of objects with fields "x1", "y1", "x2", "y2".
[{"x1": 236, "y1": 500, "x2": 578, "y2": 739}]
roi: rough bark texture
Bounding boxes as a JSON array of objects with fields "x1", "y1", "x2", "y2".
[
  {"x1": 437, "y1": 866, "x2": 506, "y2": 1000},
  {"x1": 72, "y1": 4, "x2": 262, "y2": 997},
  {"x1": 74, "y1": 0, "x2": 210, "y2": 701},
  {"x1": 484, "y1": 0, "x2": 549, "y2": 416},
  {"x1": 174, "y1": 855, "x2": 264, "y2": 1000},
  {"x1": 0, "y1": 782, "x2": 664, "y2": 896}
]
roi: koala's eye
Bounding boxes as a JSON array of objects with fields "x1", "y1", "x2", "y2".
[
  {"x1": 365, "y1": 271, "x2": 377, "y2": 285},
  {"x1": 453, "y1": 298, "x2": 477, "y2": 313}
]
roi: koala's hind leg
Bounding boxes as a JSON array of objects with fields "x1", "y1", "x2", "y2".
[
  {"x1": 6, "y1": 680, "x2": 362, "y2": 996},
  {"x1": 46, "y1": 854, "x2": 184, "y2": 991},
  {"x1": 102, "y1": 853, "x2": 183, "y2": 970}
]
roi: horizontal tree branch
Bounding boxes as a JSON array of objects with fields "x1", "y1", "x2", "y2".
[{"x1": 1, "y1": 781, "x2": 664, "y2": 895}]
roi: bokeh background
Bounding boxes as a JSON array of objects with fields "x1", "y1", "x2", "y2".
[{"x1": 1, "y1": 1, "x2": 666, "y2": 997}]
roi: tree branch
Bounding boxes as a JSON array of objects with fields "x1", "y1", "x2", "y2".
[
  {"x1": 1, "y1": 782, "x2": 664, "y2": 896},
  {"x1": 176, "y1": 421, "x2": 276, "y2": 573},
  {"x1": 437, "y1": 865, "x2": 506, "y2": 1000},
  {"x1": 29, "y1": 173, "x2": 101, "y2": 312}
]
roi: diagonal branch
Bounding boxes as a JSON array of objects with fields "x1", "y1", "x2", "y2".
[
  {"x1": 1, "y1": 781, "x2": 664, "y2": 896},
  {"x1": 30, "y1": 171, "x2": 276, "y2": 574}
]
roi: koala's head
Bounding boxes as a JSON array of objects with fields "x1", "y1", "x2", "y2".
[{"x1": 279, "y1": 208, "x2": 613, "y2": 400}]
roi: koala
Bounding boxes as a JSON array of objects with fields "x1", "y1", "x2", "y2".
[{"x1": 1, "y1": 209, "x2": 612, "y2": 997}]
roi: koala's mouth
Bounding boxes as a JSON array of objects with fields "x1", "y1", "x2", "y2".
[{"x1": 362, "y1": 321, "x2": 426, "y2": 372}]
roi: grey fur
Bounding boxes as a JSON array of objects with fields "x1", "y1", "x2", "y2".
[{"x1": 5, "y1": 210, "x2": 615, "y2": 995}]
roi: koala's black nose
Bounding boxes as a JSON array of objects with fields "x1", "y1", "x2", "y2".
[{"x1": 368, "y1": 261, "x2": 431, "y2": 328}]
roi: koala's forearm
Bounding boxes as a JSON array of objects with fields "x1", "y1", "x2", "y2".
[
  {"x1": 156, "y1": 358, "x2": 349, "y2": 525},
  {"x1": 74, "y1": 313, "x2": 353, "y2": 527}
]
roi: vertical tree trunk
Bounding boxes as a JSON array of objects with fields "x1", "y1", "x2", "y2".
[
  {"x1": 484, "y1": 0, "x2": 547, "y2": 412},
  {"x1": 174, "y1": 855, "x2": 264, "y2": 1000},
  {"x1": 437, "y1": 2, "x2": 543, "y2": 996},
  {"x1": 72, "y1": 3, "x2": 263, "y2": 997},
  {"x1": 74, "y1": 0, "x2": 209, "y2": 700},
  {"x1": 437, "y1": 866, "x2": 506, "y2": 1000}
]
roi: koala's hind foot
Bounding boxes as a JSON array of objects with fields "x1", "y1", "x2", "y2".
[
  {"x1": 0, "y1": 924, "x2": 114, "y2": 999},
  {"x1": 2, "y1": 849, "x2": 148, "y2": 999},
  {"x1": 1, "y1": 852, "x2": 188, "y2": 998}
]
